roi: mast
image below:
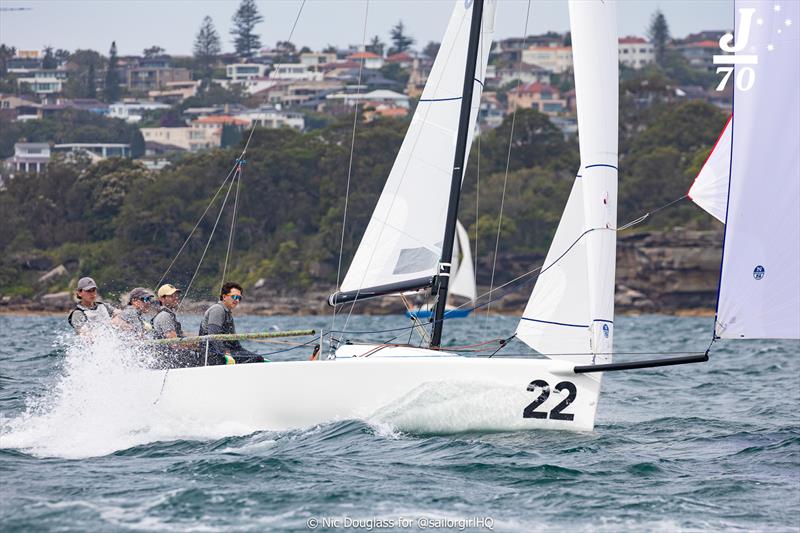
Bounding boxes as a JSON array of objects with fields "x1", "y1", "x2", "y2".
[{"x1": 430, "y1": 0, "x2": 485, "y2": 348}]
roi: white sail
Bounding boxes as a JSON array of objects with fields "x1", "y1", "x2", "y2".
[
  {"x1": 715, "y1": 0, "x2": 800, "y2": 339},
  {"x1": 517, "y1": 0, "x2": 618, "y2": 363},
  {"x1": 340, "y1": 0, "x2": 496, "y2": 293},
  {"x1": 688, "y1": 116, "x2": 732, "y2": 223},
  {"x1": 450, "y1": 220, "x2": 477, "y2": 302},
  {"x1": 517, "y1": 175, "x2": 592, "y2": 362}
]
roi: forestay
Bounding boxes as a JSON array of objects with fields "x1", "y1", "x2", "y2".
[
  {"x1": 688, "y1": 116, "x2": 732, "y2": 223},
  {"x1": 714, "y1": 0, "x2": 800, "y2": 339},
  {"x1": 340, "y1": 0, "x2": 496, "y2": 294},
  {"x1": 517, "y1": 0, "x2": 618, "y2": 363}
]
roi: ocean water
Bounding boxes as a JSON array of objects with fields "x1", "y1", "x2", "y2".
[{"x1": 0, "y1": 313, "x2": 798, "y2": 532}]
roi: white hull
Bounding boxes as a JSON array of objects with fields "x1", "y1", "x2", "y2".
[{"x1": 151, "y1": 347, "x2": 603, "y2": 433}]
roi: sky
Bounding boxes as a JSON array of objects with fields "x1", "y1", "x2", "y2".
[{"x1": 0, "y1": 0, "x2": 732, "y2": 56}]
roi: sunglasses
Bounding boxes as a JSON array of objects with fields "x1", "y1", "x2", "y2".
[
  {"x1": 141, "y1": 296, "x2": 153, "y2": 303},
  {"x1": 81, "y1": 288, "x2": 97, "y2": 293},
  {"x1": 229, "y1": 294, "x2": 242, "y2": 302}
]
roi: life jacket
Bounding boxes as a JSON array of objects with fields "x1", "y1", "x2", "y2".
[
  {"x1": 68, "y1": 301, "x2": 112, "y2": 330},
  {"x1": 151, "y1": 307, "x2": 184, "y2": 339}
]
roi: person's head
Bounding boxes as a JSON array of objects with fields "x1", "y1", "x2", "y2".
[
  {"x1": 128, "y1": 287, "x2": 155, "y2": 311},
  {"x1": 219, "y1": 282, "x2": 243, "y2": 311},
  {"x1": 157, "y1": 284, "x2": 181, "y2": 310},
  {"x1": 76, "y1": 277, "x2": 98, "y2": 306}
]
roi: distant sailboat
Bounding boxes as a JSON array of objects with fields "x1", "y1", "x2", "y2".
[{"x1": 406, "y1": 220, "x2": 476, "y2": 319}]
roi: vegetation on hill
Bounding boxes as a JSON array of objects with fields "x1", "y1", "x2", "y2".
[{"x1": 0, "y1": 99, "x2": 728, "y2": 301}]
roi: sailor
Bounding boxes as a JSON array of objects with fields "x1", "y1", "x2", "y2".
[
  {"x1": 198, "y1": 282, "x2": 264, "y2": 365},
  {"x1": 68, "y1": 276, "x2": 114, "y2": 336},
  {"x1": 112, "y1": 287, "x2": 155, "y2": 338},
  {"x1": 152, "y1": 284, "x2": 198, "y2": 367}
]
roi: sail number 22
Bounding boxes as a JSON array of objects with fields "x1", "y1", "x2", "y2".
[{"x1": 523, "y1": 380, "x2": 577, "y2": 421}]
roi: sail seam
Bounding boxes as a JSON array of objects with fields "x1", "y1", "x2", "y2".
[
  {"x1": 419, "y1": 96, "x2": 463, "y2": 102},
  {"x1": 584, "y1": 164, "x2": 618, "y2": 170}
]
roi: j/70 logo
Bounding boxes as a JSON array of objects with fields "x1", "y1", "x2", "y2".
[{"x1": 715, "y1": 8, "x2": 758, "y2": 92}]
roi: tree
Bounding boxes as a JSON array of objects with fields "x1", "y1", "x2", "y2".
[
  {"x1": 231, "y1": 0, "x2": 263, "y2": 59},
  {"x1": 389, "y1": 21, "x2": 414, "y2": 56},
  {"x1": 194, "y1": 15, "x2": 221, "y2": 80},
  {"x1": 648, "y1": 9, "x2": 670, "y2": 66},
  {"x1": 86, "y1": 61, "x2": 96, "y2": 98},
  {"x1": 143, "y1": 45, "x2": 166, "y2": 58},
  {"x1": 42, "y1": 46, "x2": 57, "y2": 69},
  {"x1": 366, "y1": 35, "x2": 385, "y2": 57},
  {"x1": 104, "y1": 41, "x2": 121, "y2": 103},
  {"x1": 0, "y1": 44, "x2": 16, "y2": 77},
  {"x1": 54, "y1": 49, "x2": 71, "y2": 64},
  {"x1": 422, "y1": 41, "x2": 440, "y2": 60}
]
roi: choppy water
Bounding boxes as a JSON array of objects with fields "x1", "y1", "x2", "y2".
[{"x1": 0, "y1": 314, "x2": 798, "y2": 532}]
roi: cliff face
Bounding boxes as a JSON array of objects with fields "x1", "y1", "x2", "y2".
[
  {"x1": 2, "y1": 229, "x2": 724, "y2": 316},
  {"x1": 615, "y1": 229, "x2": 722, "y2": 313}
]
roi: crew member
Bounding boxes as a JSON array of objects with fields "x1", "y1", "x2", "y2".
[
  {"x1": 198, "y1": 282, "x2": 263, "y2": 365},
  {"x1": 152, "y1": 284, "x2": 197, "y2": 367},
  {"x1": 68, "y1": 277, "x2": 114, "y2": 336},
  {"x1": 113, "y1": 287, "x2": 155, "y2": 337}
]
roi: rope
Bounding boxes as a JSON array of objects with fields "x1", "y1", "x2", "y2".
[
  {"x1": 178, "y1": 170, "x2": 238, "y2": 311},
  {"x1": 221, "y1": 161, "x2": 243, "y2": 289},
  {"x1": 154, "y1": 162, "x2": 239, "y2": 288},
  {"x1": 329, "y1": 0, "x2": 371, "y2": 345},
  {"x1": 485, "y1": 0, "x2": 532, "y2": 322}
]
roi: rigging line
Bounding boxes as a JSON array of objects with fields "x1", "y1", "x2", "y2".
[
  {"x1": 221, "y1": 163, "x2": 243, "y2": 289},
  {"x1": 154, "y1": 161, "x2": 239, "y2": 288},
  {"x1": 178, "y1": 169, "x2": 238, "y2": 312},
  {"x1": 618, "y1": 195, "x2": 687, "y2": 231},
  {"x1": 331, "y1": 0, "x2": 370, "y2": 334},
  {"x1": 485, "y1": 0, "x2": 532, "y2": 324},
  {"x1": 337, "y1": 6, "x2": 474, "y2": 342},
  {"x1": 444, "y1": 193, "x2": 691, "y2": 314},
  {"x1": 286, "y1": 0, "x2": 307, "y2": 44}
]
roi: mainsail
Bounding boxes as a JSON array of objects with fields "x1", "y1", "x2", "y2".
[
  {"x1": 713, "y1": 0, "x2": 800, "y2": 339},
  {"x1": 338, "y1": 0, "x2": 496, "y2": 297},
  {"x1": 517, "y1": 0, "x2": 618, "y2": 364}
]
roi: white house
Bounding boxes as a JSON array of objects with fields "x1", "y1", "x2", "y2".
[
  {"x1": 325, "y1": 89, "x2": 410, "y2": 108},
  {"x1": 619, "y1": 37, "x2": 655, "y2": 69},
  {"x1": 108, "y1": 100, "x2": 172, "y2": 123},
  {"x1": 522, "y1": 46, "x2": 573, "y2": 74},
  {"x1": 16, "y1": 69, "x2": 68, "y2": 95},
  {"x1": 226, "y1": 63, "x2": 269, "y2": 81},
  {"x1": 7, "y1": 143, "x2": 51, "y2": 173},
  {"x1": 269, "y1": 63, "x2": 324, "y2": 82}
]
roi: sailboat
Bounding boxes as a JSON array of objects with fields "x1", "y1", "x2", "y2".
[
  {"x1": 149, "y1": 0, "x2": 798, "y2": 434},
  {"x1": 405, "y1": 220, "x2": 476, "y2": 319}
]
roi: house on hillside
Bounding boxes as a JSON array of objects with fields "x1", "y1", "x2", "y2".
[
  {"x1": 0, "y1": 94, "x2": 41, "y2": 121},
  {"x1": 674, "y1": 40, "x2": 722, "y2": 72},
  {"x1": 325, "y1": 89, "x2": 410, "y2": 109},
  {"x1": 507, "y1": 82, "x2": 566, "y2": 115},
  {"x1": 127, "y1": 66, "x2": 192, "y2": 92},
  {"x1": 618, "y1": 37, "x2": 654, "y2": 69},
  {"x1": 16, "y1": 69, "x2": 69, "y2": 95},
  {"x1": 139, "y1": 125, "x2": 220, "y2": 152},
  {"x1": 52, "y1": 143, "x2": 130, "y2": 161},
  {"x1": 522, "y1": 46, "x2": 573, "y2": 74},
  {"x1": 108, "y1": 100, "x2": 171, "y2": 123},
  {"x1": 491, "y1": 63, "x2": 551, "y2": 89},
  {"x1": 149, "y1": 80, "x2": 201, "y2": 103},
  {"x1": 269, "y1": 63, "x2": 323, "y2": 82},
  {"x1": 6, "y1": 143, "x2": 50, "y2": 174},
  {"x1": 226, "y1": 63, "x2": 269, "y2": 81},
  {"x1": 346, "y1": 52, "x2": 384, "y2": 70}
]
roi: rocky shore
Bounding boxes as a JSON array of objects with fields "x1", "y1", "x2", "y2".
[{"x1": 1, "y1": 228, "x2": 723, "y2": 316}]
